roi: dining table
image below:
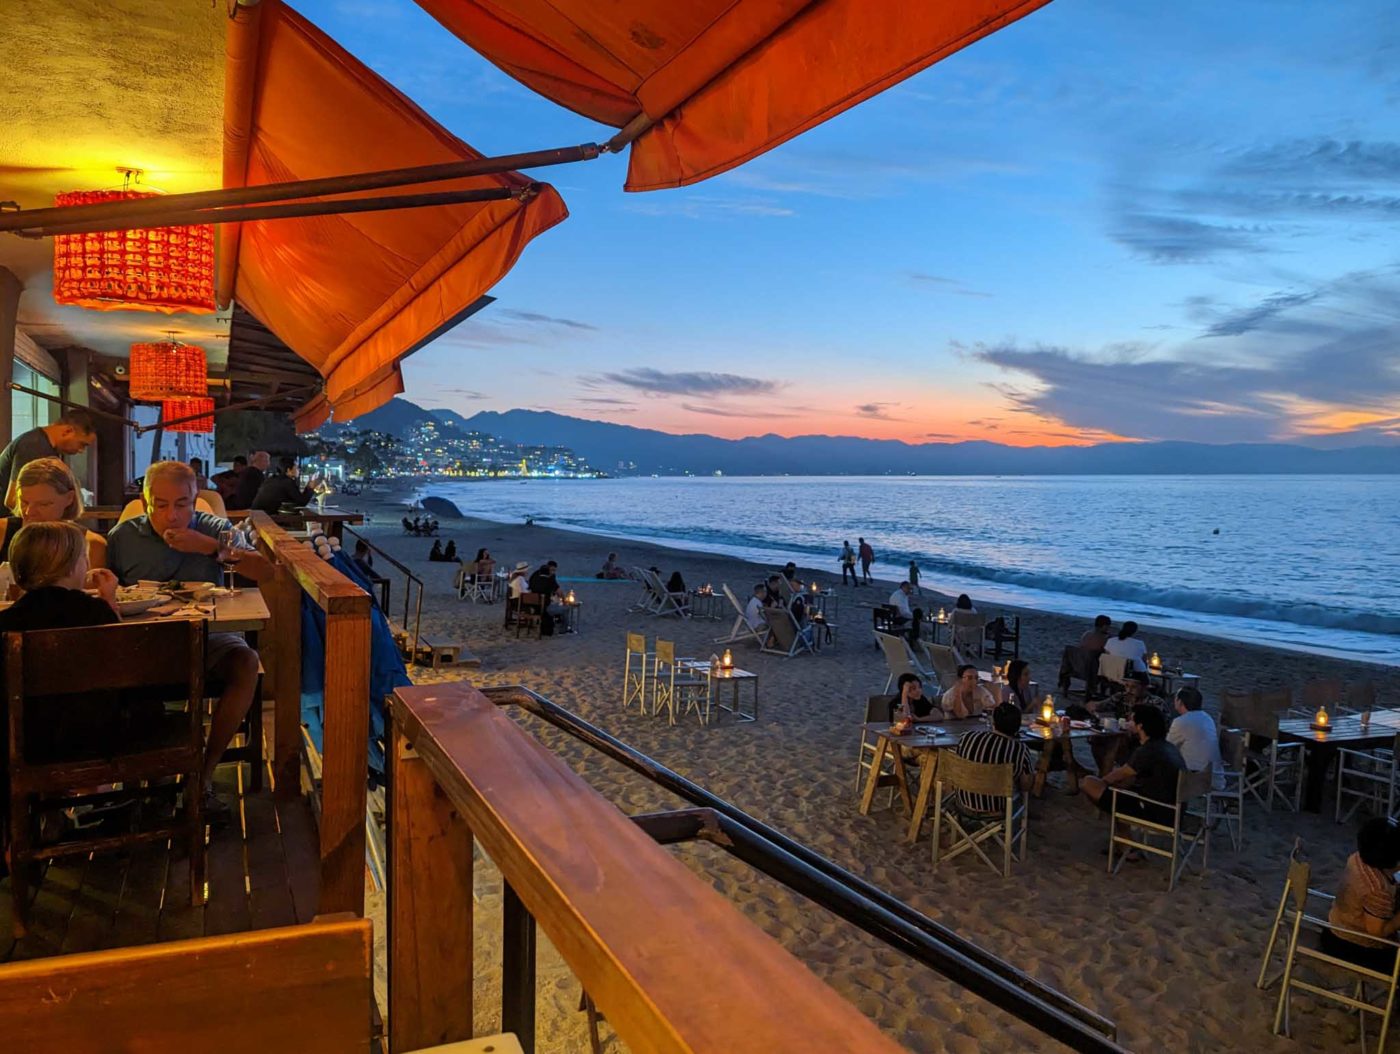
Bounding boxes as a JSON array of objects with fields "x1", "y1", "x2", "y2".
[{"x1": 1277, "y1": 710, "x2": 1400, "y2": 811}]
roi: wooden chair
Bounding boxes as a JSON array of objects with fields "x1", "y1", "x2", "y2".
[
  {"x1": 930, "y1": 752, "x2": 1026, "y2": 877},
  {"x1": 6, "y1": 620, "x2": 207, "y2": 935},
  {"x1": 985, "y1": 614, "x2": 1020, "y2": 659},
  {"x1": 622, "y1": 632, "x2": 648, "y2": 713},
  {"x1": 651, "y1": 640, "x2": 707, "y2": 726},
  {"x1": 1210, "y1": 727, "x2": 1247, "y2": 852},
  {"x1": 1269, "y1": 850, "x2": 1400, "y2": 1049},
  {"x1": 856, "y1": 695, "x2": 897, "y2": 799},
  {"x1": 0, "y1": 915, "x2": 371, "y2": 1050},
  {"x1": 459, "y1": 559, "x2": 497, "y2": 603},
  {"x1": 1108, "y1": 765, "x2": 1214, "y2": 891},
  {"x1": 1301, "y1": 678, "x2": 1344, "y2": 714},
  {"x1": 216, "y1": 661, "x2": 266, "y2": 792},
  {"x1": 1057, "y1": 644, "x2": 1101, "y2": 699},
  {"x1": 514, "y1": 591, "x2": 544, "y2": 639},
  {"x1": 1347, "y1": 681, "x2": 1379, "y2": 713},
  {"x1": 871, "y1": 604, "x2": 900, "y2": 644}
]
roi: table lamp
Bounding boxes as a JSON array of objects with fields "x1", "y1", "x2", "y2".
[
  {"x1": 1149, "y1": 651, "x2": 1162, "y2": 671},
  {"x1": 721, "y1": 648, "x2": 733, "y2": 671},
  {"x1": 1040, "y1": 696, "x2": 1055, "y2": 724},
  {"x1": 1313, "y1": 705, "x2": 1329, "y2": 731}
]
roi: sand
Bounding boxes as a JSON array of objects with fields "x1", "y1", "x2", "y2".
[{"x1": 342, "y1": 488, "x2": 1400, "y2": 1053}]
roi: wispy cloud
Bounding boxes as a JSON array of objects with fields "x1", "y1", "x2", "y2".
[
  {"x1": 906, "y1": 272, "x2": 994, "y2": 298},
  {"x1": 440, "y1": 388, "x2": 489, "y2": 400},
  {"x1": 1197, "y1": 291, "x2": 1319, "y2": 337},
  {"x1": 623, "y1": 196, "x2": 796, "y2": 220},
  {"x1": 854, "y1": 402, "x2": 904, "y2": 421},
  {"x1": 499, "y1": 309, "x2": 598, "y2": 331},
  {"x1": 576, "y1": 396, "x2": 634, "y2": 407},
  {"x1": 595, "y1": 368, "x2": 782, "y2": 398},
  {"x1": 1108, "y1": 211, "x2": 1272, "y2": 263},
  {"x1": 680, "y1": 403, "x2": 798, "y2": 419}
]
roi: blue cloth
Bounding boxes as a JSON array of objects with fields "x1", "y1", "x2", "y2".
[
  {"x1": 107, "y1": 511, "x2": 230, "y2": 585},
  {"x1": 300, "y1": 549, "x2": 410, "y2": 783}
]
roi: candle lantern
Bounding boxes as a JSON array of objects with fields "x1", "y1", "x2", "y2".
[
  {"x1": 1040, "y1": 697, "x2": 1055, "y2": 724},
  {"x1": 566, "y1": 589, "x2": 576, "y2": 604},
  {"x1": 1313, "y1": 706, "x2": 1330, "y2": 731},
  {"x1": 1149, "y1": 651, "x2": 1162, "y2": 670},
  {"x1": 721, "y1": 648, "x2": 733, "y2": 670},
  {"x1": 937, "y1": 607, "x2": 947, "y2": 622}
]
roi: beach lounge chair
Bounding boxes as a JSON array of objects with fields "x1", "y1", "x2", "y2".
[
  {"x1": 950, "y1": 610, "x2": 986, "y2": 658},
  {"x1": 638, "y1": 568, "x2": 689, "y2": 618},
  {"x1": 917, "y1": 641, "x2": 960, "y2": 693},
  {"x1": 1266, "y1": 845, "x2": 1400, "y2": 1048},
  {"x1": 930, "y1": 753, "x2": 1027, "y2": 878},
  {"x1": 651, "y1": 639, "x2": 707, "y2": 726},
  {"x1": 622, "y1": 632, "x2": 648, "y2": 713},
  {"x1": 1335, "y1": 731, "x2": 1400, "y2": 824},
  {"x1": 627, "y1": 567, "x2": 661, "y2": 614},
  {"x1": 716, "y1": 584, "x2": 766, "y2": 648},
  {"x1": 875, "y1": 631, "x2": 932, "y2": 693},
  {"x1": 1107, "y1": 765, "x2": 1214, "y2": 891},
  {"x1": 762, "y1": 605, "x2": 814, "y2": 659}
]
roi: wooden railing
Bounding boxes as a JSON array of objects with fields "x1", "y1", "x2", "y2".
[
  {"x1": 388, "y1": 681, "x2": 908, "y2": 1054},
  {"x1": 249, "y1": 511, "x2": 370, "y2": 917}
]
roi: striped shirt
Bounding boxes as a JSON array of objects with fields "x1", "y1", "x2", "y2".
[
  {"x1": 1329, "y1": 852, "x2": 1398, "y2": 948},
  {"x1": 952, "y1": 729, "x2": 1031, "y2": 814}
]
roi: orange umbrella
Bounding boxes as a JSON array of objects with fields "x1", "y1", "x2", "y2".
[
  {"x1": 222, "y1": 0, "x2": 568, "y2": 425},
  {"x1": 414, "y1": 0, "x2": 1052, "y2": 191}
]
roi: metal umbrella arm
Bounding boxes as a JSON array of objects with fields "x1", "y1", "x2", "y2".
[
  {"x1": 7, "y1": 382, "x2": 139, "y2": 428},
  {"x1": 132, "y1": 383, "x2": 321, "y2": 435},
  {"x1": 0, "y1": 142, "x2": 604, "y2": 236}
]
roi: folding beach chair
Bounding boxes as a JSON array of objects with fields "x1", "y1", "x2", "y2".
[
  {"x1": 950, "y1": 610, "x2": 986, "y2": 658},
  {"x1": 930, "y1": 752, "x2": 1027, "y2": 878},
  {"x1": 1268, "y1": 848, "x2": 1400, "y2": 1049},
  {"x1": 627, "y1": 567, "x2": 662, "y2": 614},
  {"x1": 622, "y1": 632, "x2": 648, "y2": 713},
  {"x1": 876, "y1": 632, "x2": 932, "y2": 693},
  {"x1": 917, "y1": 640, "x2": 960, "y2": 693},
  {"x1": 762, "y1": 605, "x2": 814, "y2": 659},
  {"x1": 1336, "y1": 731, "x2": 1400, "y2": 824},
  {"x1": 1209, "y1": 727, "x2": 1247, "y2": 852},
  {"x1": 651, "y1": 639, "x2": 708, "y2": 726},
  {"x1": 856, "y1": 694, "x2": 898, "y2": 800},
  {"x1": 641, "y1": 568, "x2": 689, "y2": 619},
  {"x1": 1107, "y1": 765, "x2": 1214, "y2": 891},
  {"x1": 460, "y1": 559, "x2": 497, "y2": 603},
  {"x1": 1224, "y1": 688, "x2": 1303, "y2": 813},
  {"x1": 715, "y1": 584, "x2": 766, "y2": 648}
]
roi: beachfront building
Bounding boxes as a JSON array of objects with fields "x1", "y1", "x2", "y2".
[{"x1": 0, "y1": 2, "x2": 1185, "y2": 1052}]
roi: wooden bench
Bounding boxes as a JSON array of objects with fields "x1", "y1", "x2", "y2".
[{"x1": 0, "y1": 916, "x2": 372, "y2": 1051}]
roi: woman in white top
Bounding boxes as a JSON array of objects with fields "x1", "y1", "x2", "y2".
[
  {"x1": 1104, "y1": 620, "x2": 1148, "y2": 673},
  {"x1": 940, "y1": 664, "x2": 997, "y2": 719}
]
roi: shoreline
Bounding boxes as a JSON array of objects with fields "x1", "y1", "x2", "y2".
[{"x1": 375, "y1": 483, "x2": 1399, "y2": 672}]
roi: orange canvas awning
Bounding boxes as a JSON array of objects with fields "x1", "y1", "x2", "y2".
[
  {"x1": 223, "y1": 0, "x2": 568, "y2": 425},
  {"x1": 413, "y1": 0, "x2": 1052, "y2": 191}
]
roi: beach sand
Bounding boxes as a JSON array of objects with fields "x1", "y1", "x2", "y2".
[{"x1": 342, "y1": 490, "x2": 1400, "y2": 1052}]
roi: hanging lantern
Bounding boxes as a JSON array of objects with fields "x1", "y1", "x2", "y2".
[
  {"x1": 161, "y1": 397, "x2": 215, "y2": 433},
  {"x1": 52, "y1": 190, "x2": 215, "y2": 313},
  {"x1": 129, "y1": 341, "x2": 208, "y2": 400}
]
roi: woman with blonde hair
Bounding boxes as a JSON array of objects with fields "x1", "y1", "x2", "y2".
[
  {"x1": 0, "y1": 457, "x2": 106, "y2": 568},
  {"x1": 0, "y1": 521, "x2": 119, "y2": 630}
]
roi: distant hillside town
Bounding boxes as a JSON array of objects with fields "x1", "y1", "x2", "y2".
[{"x1": 310, "y1": 406, "x2": 600, "y2": 480}]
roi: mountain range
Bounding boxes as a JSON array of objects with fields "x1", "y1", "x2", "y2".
[{"x1": 328, "y1": 398, "x2": 1397, "y2": 475}]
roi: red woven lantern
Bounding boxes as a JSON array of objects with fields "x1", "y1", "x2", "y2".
[
  {"x1": 129, "y1": 341, "x2": 208, "y2": 401},
  {"x1": 52, "y1": 190, "x2": 215, "y2": 313},
  {"x1": 161, "y1": 398, "x2": 215, "y2": 433}
]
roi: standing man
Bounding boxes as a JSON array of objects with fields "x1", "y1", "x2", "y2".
[
  {"x1": 840, "y1": 540, "x2": 857, "y2": 586},
  {"x1": 0, "y1": 407, "x2": 97, "y2": 509},
  {"x1": 107, "y1": 460, "x2": 273, "y2": 823},
  {"x1": 229, "y1": 450, "x2": 269, "y2": 510},
  {"x1": 858, "y1": 536, "x2": 874, "y2": 585}
]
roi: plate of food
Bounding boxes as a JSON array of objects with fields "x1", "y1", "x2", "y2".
[
  {"x1": 115, "y1": 585, "x2": 170, "y2": 616},
  {"x1": 169, "y1": 581, "x2": 216, "y2": 603}
]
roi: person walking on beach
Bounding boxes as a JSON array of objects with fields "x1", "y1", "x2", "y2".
[
  {"x1": 840, "y1": 540, "x2": 858, "y2": 586},
  {"x1": 858, "y1": 537, "x2": 874, "y2": 584},
  {"x1": 908, "y1": 559, "x2": 922, "y2": 595}
]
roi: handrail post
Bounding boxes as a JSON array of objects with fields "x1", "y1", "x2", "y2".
[
  {"x1": 502, "y1": 881, "x2": 537, "y2": 1054},
  {"x1": 320, "y1": 604, "x2": 370, "y2": 916},
  {"x1": 387, "y1": 717, "x2": 474, "y2": 1053}
]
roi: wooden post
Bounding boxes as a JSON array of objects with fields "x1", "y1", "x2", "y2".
[
  {"x1": 388, "y1": 719, "x2": 474, "y2": 1053},
  {"x1": 319, "y1": 606, "x2": 370, "y2": 916},
  {"x1": 261, "y1": 557, "x2": 304, "y2": 797},
  {"x1": 0, "y1": 268, "x2": 18, "y2": 444}
]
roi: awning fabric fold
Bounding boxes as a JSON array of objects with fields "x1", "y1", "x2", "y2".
[
  {"x1": 413, "y1": 0, "x2": 1052, "y2": 191},
  {"x1": 225, "y1": 0, "x2": 568, "y2": 425}
]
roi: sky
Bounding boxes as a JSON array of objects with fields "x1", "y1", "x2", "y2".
[{"x1": 300, "y1": 0, "x2": 1400, "y2": 448}]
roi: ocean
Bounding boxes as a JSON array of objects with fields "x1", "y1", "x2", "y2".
[{"x1": 417, "y1": 475, "x2": 1400, "y2": 666}]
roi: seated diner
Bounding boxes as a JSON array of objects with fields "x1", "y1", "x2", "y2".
[
  {"x1": 941, "y1": 663, "x2": 996, "y2": 719},
  {"x1": 106, "y1": 460, "x2": 273, "y2": 821},
  {"x1": 1321, "y1": 817, "x2": 1400, "y2": 972},
  {"x1": 0, "y1": 456, "x2": 107, "y2": 570},
  {"x1": 953, "y1": 702, "x2": 1033, "y2": 814}
]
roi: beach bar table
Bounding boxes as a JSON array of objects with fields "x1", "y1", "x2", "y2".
[
  {"x1": 558, "y1": 598, "x2": 583, "y2": 634},
  {"x1": 689, "y1": 589, "x2": 725, "y2": 620},
  {"x1": 1278, "y1": 711, "x2": 1400, "y2": 811},
  {"x1": 681, "y1": 659, "x2": 759, "y2": 721},
  {"x1": 296, "y1": 506, "x2": 366, "y2": 542}
]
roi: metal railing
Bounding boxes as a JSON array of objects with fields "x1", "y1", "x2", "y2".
[{"x1": 480, "y1": 684, "x2": 1124, "y2": 1053}]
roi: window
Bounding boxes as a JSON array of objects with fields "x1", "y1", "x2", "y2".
[{"x1": 11, "y1": 361, "x2": 59, "y2": 441}]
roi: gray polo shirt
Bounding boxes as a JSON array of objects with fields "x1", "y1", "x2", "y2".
[{"x1": 107, "y1": 511, "x2": 231, "y2": 585}]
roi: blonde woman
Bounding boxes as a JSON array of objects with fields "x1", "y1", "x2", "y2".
[
  {"x1": 0, "y1": 521, "x2": 119, "y2": 631},
  {"x1": 0, "y1": 457, "x2": 106, "y2": 569}
]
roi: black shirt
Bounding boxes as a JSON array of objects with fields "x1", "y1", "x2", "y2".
[
  {"x1": 0, "y1": 515, "x2": 22, "y2": 562},
  {"x1": 527, "y1": 569, "x2": 559, "y2": 597},
  {"x1": 0, "y1": 427, "x2": 59, "y2": 500},
  {"x1": 0, "y1": 585, "x2": 118, "y2": 634},
  {"x1": 1127, "y1": 737, "x2": 1186, "y2": 805},
  {"x1": 250, "y1": 473, "x2": 312, "y2": 513},
  {"x1": 229, "y1": 466, "x2": 265, "y2": 510}
]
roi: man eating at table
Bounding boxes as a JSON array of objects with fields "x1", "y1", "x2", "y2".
[{"x1": 108, "y1": 460, "x2": 273, "y2": 824}]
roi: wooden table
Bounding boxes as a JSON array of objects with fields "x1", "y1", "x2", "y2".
[
  {"x1": 295, "y1": 507, "x2": 365, "y2": 541},
  {"x1": 129, "y1": 588, "x2": 271, "y2": 635},
  {"x1": 680, "y1": 660, "x2": 759, "y2": 722},
  {"x1": 860, "y1": 719, "x2": 1101, "y2": 843},
  {"x1": 1278, "y1": 711, "x2": 1400, "y2": 811}
]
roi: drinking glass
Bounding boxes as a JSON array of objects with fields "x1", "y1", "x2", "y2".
[{"x1": 217, "y1": 529, "x2": 239, "y2": 592}]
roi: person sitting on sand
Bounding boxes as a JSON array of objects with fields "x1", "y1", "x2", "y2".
[
  {"x1": 1167, "y1": 687, "x2": 1224, "y2": 791},
  {"x1": 1080, "y1": 614, "x2": 1113, "y2": 652},
  {"x1": 1320, "y1": 817, "x2": 1400, "y2": 973},
  {"x1": 1104, "y1": 620, "x2": 1149, "y2": 677},
  {"x1": 1081, "y1": 704, "x2": 1184, "y2": 827},
  {"x1": 745, "y1": 583, "x2": 768, "y2": 632},
  {"x1": 887, "y1": 580, "x2": 923, "y2": 644},
  {"x1": 443, "y1": 540, "x2": 458, "y2": 562},
  {"x1": 941, "y1": 664, "x2": 996, "y2": 719},
  {"x1": 598, "y1": 552, "x2": 627, "y2": 579},
  {"x1": 428, "y1": 539, "x2": 444, "y2": 561},
  {"x1": 954, "y1": 703, "x2": 1034, "y2": 815}
]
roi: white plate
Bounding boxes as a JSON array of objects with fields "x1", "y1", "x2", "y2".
[{"x1": 116, "y1": 592, "x2": 169, "y2": 616}]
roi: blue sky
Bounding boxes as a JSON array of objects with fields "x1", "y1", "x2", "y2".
[{"x1": 303, "y1": 0, "x2": 1400, "y2": 447}]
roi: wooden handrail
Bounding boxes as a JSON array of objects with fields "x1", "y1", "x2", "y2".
[
  {"x1": 249, "y1": 511, "x2": 370, "y2": 917},
  {"x1": 389, "y1": 682, "x2": 906, "y2": 1053}
]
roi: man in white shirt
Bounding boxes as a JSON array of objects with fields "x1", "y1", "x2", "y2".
[
  {"x1": 744, "y1": 583, "x2": 768, "y2": 632},
  {"x1": 1166, "y1": 686, "x2": 1224, "y2": 790},
  {"x1": 887, "y1": 580, "x2": 923, "y2": 643}
]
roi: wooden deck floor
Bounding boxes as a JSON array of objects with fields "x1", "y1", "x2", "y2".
[{"x1": 0, "y1": 758, "x2": 320, "y2": 963}]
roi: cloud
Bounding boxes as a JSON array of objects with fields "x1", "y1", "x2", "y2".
[
  {"x1": 1198, "y1": 291, "x2": 1320, "y2": 337},
  {"x1": 576, "y1": 397, "x2": 634, "y2": 407},
  {"x1": 440, "y1": 388, "x2": 489, "y2": 400},
  {"x1": 906, "y1": 272, "x2": 994, "y2": 298},
  {"x1": 623, "y1": 195, "x2": 796, "y2": 220},
  {"x1": 854, "y1": 402, "x2": 904, "y2": 420},
  {"x1": 499, "y1": 309, "x2": 598, "y2": 331},
  {"x1": 680, "y1": 403, "x2": 799, "y2": 419},
  {"x1": 722, "y1": 150, "x2": 1027, "y2": 200},
  {"x1": 1109, "y1": 212, "x2": 1271, "y2": 263},
  {"x1": 596, "y1": 368, "x2": 782, "y2": 398}
]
